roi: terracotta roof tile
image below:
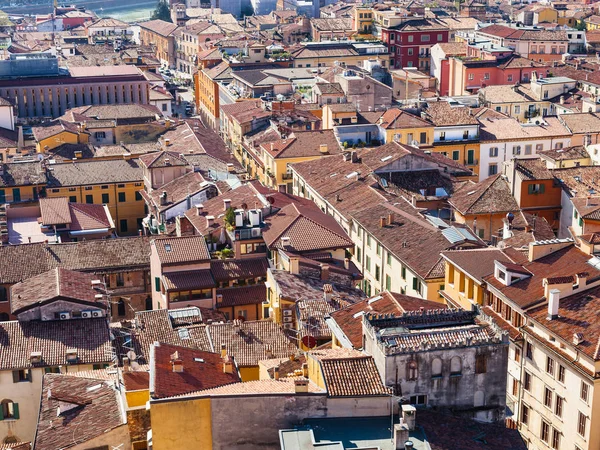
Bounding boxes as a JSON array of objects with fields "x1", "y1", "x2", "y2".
[
  {"x1": 207, "y1": 320, "x2": 297, "y2": 367},
  {"x1": 0, "y1": 318, "x2": 112, "y2": 370},
  {"x1": 151, "y1": 343, "x2": 240, "y2": 399},
  {"x1": 423, "y1": 102, "x2": 479, "y2": 126},
  {"x1": 0, "y1": 161, "x2": 47, "y2": 187},
  {"x1": 162, "y1": 269, "x2": 215, "y2": 291},
  {"x1": 210, "y1": 258, "x2": 268, "y2": 282},
  {"x1": 450, "y1": 174, "x2": 518, "y2": 215},
  {"x1": 35, "y1": 374, "x2": 124, "y2": 449},
  {"x1": 216, "y1": 284, "x2": 266, "y2": 307},
  {"x1": 153, "y1": 236, "x2": 210, "y2": 265},
  {"x1": 187, "y1": 377, "x2": 324, "y2": 396},
  {"x1": 319, "y1": 355, "x2": 388, "y2": 397},
  {"x1": 138, "y1": 151, "x2": 187, "y2": 169},
  {"x1": 122, "y1": 370, "x2": 150, "y2": 391},
  {"x1": 139, "y1": 19, "x2": 178, "y2": 37},
  {"x1": 378, "y1": 108, "x2": 433, "y2": 130},
  {"x1": 261, "y1": 130, "x2": 342, "y2": 159},
  {"x1": 46, "y1": 158, "x2": 143, "y2": 187}
]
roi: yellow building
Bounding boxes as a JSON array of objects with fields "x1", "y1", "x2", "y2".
[
  {"x1": 586, "y1": 15, "x2": 600, "y2": 31},
  {"x1": 45, "y1": 158, "x2": 145, "y2": 235},
  {"x1": 260, "y1": 129, "x2": 343, "y2": 192},
  {"x1": 195, "y1": 61, "x2": 230, "y2": 130},
  {"x1": 377, "y1": 107, "x2": 435, "y2": 146},
  {"x1": 353, "y1": 5, "x2": 374, "y2": 36},
  {"x1": 220, "y1": 100, "x2": 271, "y2": 162},
  {"x1": 32, "y1": 120, "x2": 88, "y2": 153}
]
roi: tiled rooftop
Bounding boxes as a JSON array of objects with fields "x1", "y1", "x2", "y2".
[
  {"x1": 450, "y1": 174, "x2": 518, "y2": 215},
  {"x1": 153, "y1": 235, "x2": 211, "y2": 265},
  {"x1": 46, "y1": 158, "x2": 143, "y2": 187}
]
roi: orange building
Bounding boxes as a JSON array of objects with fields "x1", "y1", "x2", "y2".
[{"x1": 195, "y1": 61, "x2": 230, "y2": 130}]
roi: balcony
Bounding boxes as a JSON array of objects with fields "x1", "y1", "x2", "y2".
[
  {"x1": 227, "y1": 227, "x2": 263, "y2": 241},
  {"x1": 281, "y1": 173, "x2": 294, "y2": 180}
]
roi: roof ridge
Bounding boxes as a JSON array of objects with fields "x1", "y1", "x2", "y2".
[
  {"x1": 466, "y1": 174, "x2": 502, "y2": 212},
  {"x1": 71, "y1": 203, "x2": 109, "y2": 226}
]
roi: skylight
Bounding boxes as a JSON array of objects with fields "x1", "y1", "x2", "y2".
[{"x1": 164, "y1": 244, "x2": 172, "y2": 252}]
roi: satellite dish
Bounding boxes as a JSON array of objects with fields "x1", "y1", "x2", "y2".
[
  {"x1": 126, "y1": 350, "x2": 137, "y2": 361},
  {"x1": 301, "y1": 335, "x2": 317, "y2": 349}
]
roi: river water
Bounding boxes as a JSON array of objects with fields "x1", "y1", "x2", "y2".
[{"x1": 97, "y1": 3, "x2": 155, "y2": 22}]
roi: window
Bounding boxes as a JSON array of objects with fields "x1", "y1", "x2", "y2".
[
  {"x1": 12, "y1": 370, "x2": 31, "y2": 383},
  {"x1": 409, "y1": 394, "x2": 427, "y2": 405},
  {"x1": 437, "y1": 33, "x2": 443, "y2": 41},
  {"x1": 401, "y1": 266, "x2": 406, "y2": 280},
  {"x1": 431, "y1": 358, "x2": 442, "y2": 378},
  {"x1": 536, "y1": 143, "x2": 543, "y2": 151},
  {"x1": 546, "y1": 356, "x2": 554, "y2": 376},
  {"x1": 514, "y1": 106, "x2": 521, "y2": 114},
  {"x1": 541, "y1": 421, "x2": 550, "y2": 443},
  {"x1": 463, "y1": 130, "x2": 469, "y2": 139},
  {"x1": 524, "y1": 371, "x2": 531, "y2": 391},
  {"x1": 528, "y1": 184, "x2": 545, "y2": 194},
  {"x1": 581, "y1": 381, "x2": 589, "y2": 403},
  {"x1": 557, "y1": 365, "x2": 565, "y2": 383},
  {"x1": 387, "y1": 253, "x2": 392, "y2": 266},
  {"x1": 135, "y1": 191, "x2": 143, "y2": 201},
  {"x1": 412, "y1": 277, "x2": 422, "y2": 294},
  {"x1": 408, "y1": 35, "x2": 413, "y2": 42},
  {"x1": 0, "y1": 399, "x2": 19, "y2": 420},
  {"x1": 551, "y1": 428, "x2": 560, "y2": 450},
  {"x1": 421, "y1": 34, "x2": 430, "y2": 42},
  {"x1": 450, "y1": 356, "x2": 461, "y2": 375},
  {"x1": 440, "y1": 131, "x2": 446, "y2": 141},
  {"x1": 521, "y1": 403, "x2": 529, "y2": 425},
  {"x1": 468, "y1": 73, "x2": 474, "y2": 81},
  {"x1": 44, "y1": 367, "x2": 60, "y2": 374},
  {"x1": 94, "y1": 131, "x2": 106, "y2": 139},
  {"x1": 488, "y1": 164, "x2": 498, "y2": 176},
  {"x1": 386, "y1": 274, "x2": 391, "y2": 291},
  {"x1": 526, "y1": 341, "x2": 533, "y2": 359},
  {"x1": 69, "y1": 195, "x2": 77, "y2": 202},
  {"x1": 578, "y1": 412, "x2": 587, "y2": 437},
  {"x1": 524, "y1": 144, "x2": 532, "y2": 155},
  {"x1": 555, "y1": 396, "x2": 563, "y2": 418},
  {"x1": 118, "y1": 192, "x2": 126, "y2": 202},
  {"x1": 513, "y1": 146, "x2": 521, "y2": 155},
  {"x1": 484, "y1": 73, "x2": 490, "y2": 80},
  {"x1": 452, "y1": 150, "x2": 460, "y2": 161},
  {"x1": 376, "y1": 243, "x2": 381, "y2": 256},
  {"x1": 367, "y1": 235, "x2": 372, "y2": 248},
  {"x1": 12, "y1": 188, "x2": 20, "y2": 202},
  {"x1": 475, "y1": 354, "x2": 487, "y2": 374},
  {"x1": 101, "y1": 193, "x2": 109, "y2": 203},
  {"x1": 375, "y1": 265, "x2": 380, "y2": 281},
  {"x1": 117, "y1": 299, "x2": 126, "y2": 317},
  {"x1": 366, "y1": 256, "x2": 371, "y2": 273},
  {"x1": 489, "y1": 147, "x2": 498, "y2": 157},
  {"x1": 555, "y1": 142, "x2": 563, "y2": 150},
  {"x1": 154, "y1": 277, "x2": 161, "y2": 292},
  {"x1": 407, "y1": 360, "x2": 418, "y2": 380},
  {"x1": 120, "y1": 219, "x2": 128, "y2": 233},
  {"x1": 408, "y1": 48, "x2": 413, "y2": 56},
  {"x1": 544, "y1": 387, "x2": 552, "y2": 408},
  {"x1": 507, "y1": 74, "x2": 513, "y2": 82},
  {"x1": 514, "y1": 347, "x2": 521, "y2": 363},
  {"x1": 357, "y1": 247, "x2": 361, "y2": 262},
  {"x1": 86, "y1": 194, "x2": 93, "y2": 204}
]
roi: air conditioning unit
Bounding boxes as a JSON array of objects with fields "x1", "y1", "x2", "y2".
[
  {"x1": 283, "y1": 323, "x2": 293, "y2": 329},
  {"x1": 58, "y1": 312, "x2": 70, "y2": 320},
  {"x1": 251, "y1": 227, "x2": 261, "y2": 238},
  {"x1": 282, "y1": 309, "x2": 292, "y2": 317},
  {"x1": 81, "y1": 310, "x2": 93, "y2": 319},
  {"x1": 283, "y1": 316, "x2": 293, "y2": 323},
  {"x1": 91, "y1": 310, "x2": 103, "y2": 318}
]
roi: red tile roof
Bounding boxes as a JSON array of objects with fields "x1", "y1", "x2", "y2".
[
  {"x1": 450, "y1": 174, "x2": 519, "y2": 215},
  {"x1": 216, "y1": 284, "x2": 267, "y2": 308},
  {"x1": 35, "y1": 374, "x2": 125, "y2": 450},
  {"x1": 261, "y1": 130, "x2": 342, "y2": 159},
  {"x1": 123, "y1": 370, "x2": 150, "y2": 391},
  {"x1": 10, "y1": 268, "x2": 104, "y2": 314},
  {"x1": 153, "y1": 235, "x2": 211, "y2": 265},
  {"x1": 318, "y1": 355, "x2": 388, "y2": 397},
  {"x1": 150, "y1": 343, "x2": 240, "y2": 399},
  {"x1": 210, "y1": 258, "x2": 269, "y2": 282},
  {"x1": 162, "y1": 269, "x2": 215, "y2": 291}
]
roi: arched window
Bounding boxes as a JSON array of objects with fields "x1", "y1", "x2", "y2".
[
  {"x1": 431, "y1": 358, "x2": 442, "y2": 378},
  {"x1": 407, "y1": 360, "x2": 418, "y2": 381},
  {"x1": 0, "y1": 313, "x2": 8, "y2": 322},
  {"x1": 450, "y1": 356, "x2": 462, "y2": 375},
  {"x1": 145, "y1": 296, "x2": 153, "y2": 311},
  {"x1": 0, "y1": 286, "x2": 6, "y2": 302},
  {"x1": 117, "y1": 299, "x2": 126, "y2": 317},
  {"x1": 0, "y1": 399, "x2": 18, "y2": 420}
]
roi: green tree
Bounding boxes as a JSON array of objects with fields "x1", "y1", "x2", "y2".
[
  {"x1": 151, "y1": 0, "x2": 172, "y2": 22},
  {"x1": 575, "y1": 20, "x2": 586, "y2": 31}
]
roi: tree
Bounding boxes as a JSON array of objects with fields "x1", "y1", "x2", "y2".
[{"x1": 151, "y1": 0, "x2": 172, "y2": 22}]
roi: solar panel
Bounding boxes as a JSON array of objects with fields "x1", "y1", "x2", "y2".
[{"x1": 425, "y1": 215, "x2": 449, "y2": 229}]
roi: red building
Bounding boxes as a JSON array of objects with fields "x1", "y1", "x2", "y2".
[{"x1": 381, "y1": 19, "x2": 449, "y2": 71}]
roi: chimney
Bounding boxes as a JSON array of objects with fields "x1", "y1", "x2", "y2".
[
  {"x1": 164, "y1": 138, "x2": 171, "y2": 146},
  {"x1": 223, "y1": 199, "x2": 231, "y2": 211},
  {"x1": 560, "y1": 95, "x2": 565, "y2": 105},
  {"x1": 160, "y1": 191, "x2": 168, "y2": 206},
  {"x1": 393, "y1": 423, "x2": 410, "y2": 450},
  {"x1": 401, "y1": 404, "x2": 416, "y2": 431},
  {"x1": 323, "y1": 283, "x2": 333, "y2": 302},
  {"x1": 273, "y1": 365, "x2": 280, "y2": 380},
  {"x1": 573, "y1": 332, "x2": 584, "y2": 345},
  {"x1": 294, "y1": 379, "x2": 309, "y2": 394},
  {"x1": 223, "y1": 355, "x2": 234, "y2": 374},
  {"x1": 164, "y1": 158, "x2": 171, "y2": 166},
  {"x1": 171, "y1": 351, "x2": 183, "y2": 373},
  {"x1": 266, "y1": 346, "x2": 273, "y2": 359},
  {"x1": 123, "y1": 357, "x2": 130, "y2": 372},
  {"x1": 576, "y1": 272, "x2": 588, "y2": 289},
  {"x1": 220, "y1": 343, "x2": 227, "y2": 358},
  {"x1": 380, "y1": 216, "x2": 387, "y2": 227},
  {"x1": 302, "y1": 362, "x2": 308, "y2": 378},
  {"x1": 195, "y1": 204, "x2": 204, "y2": 215},
  {"x1": 280, "y1": 236, "x2": 291, "y2": 248},
  {"x1": 344, "y1": 258, "x2": 350, "y2": 270},
  {"x1": 547, "y1": 288, "x2": 560, "y2": 320},
  {"x1": 587, "y1": 196, "x2": 591, "y2": 207},
  {"x1": 289, "y1": 254, "x2": 299, "y2": 274},
  {"x1": 388, "y1": 213, "x2": 394, "y2": 225},
  {"x1": 319, "y1": 144, "x2": 328, "y2": 154},
  {"x1": 206, "y1": 215, "x2": 215, "y2": 227},
  {"x1": 404, "y1": 442, "x2": 414, "y2": 450},
  {"x1": 320, "y1": 264, "x2": 330, "y2": 280}
]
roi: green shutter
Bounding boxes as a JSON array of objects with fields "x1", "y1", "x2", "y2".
[
  {"x1": 540, "y1": 184, "x2": 545, "y2": 194},
  {"x1": 528, "y1": 185, "x2": 534, "y2": 194},
  {"x1": 0, "y1": 404, "x2": 4, "y2": 420},
  {"x1": 12, "y1": 403, "x2": 19, "y2": 420},
  {"x1": 155, "y1": 277, "x2": 161, "y2": 292},
  {"x1": 12, "y1": 370, "x2": 19, "y2": 383},
  {"x1": 412, "y1": 277, "x2": 418, "y2": 290},
  {"x1": 0, "y1": 189, "x2": 5, "y2": 203}
]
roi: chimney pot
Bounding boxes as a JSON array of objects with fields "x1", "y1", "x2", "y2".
[
  {"x1": 273, "y1": 365, "x2": 280, "y2": 380},
  {"x1": 171, "y1": 351, "x2": 183, "y2": 373},
  {"x1": 547, "y1": 288, "x2": 560, "y2": 320},
  {"x1": 220, "y1": 343, "x2": 227, "y2": 358},
  {"x1": 380, "y1": 216, "x2": 387, "y2": 227},
  {"x1": 302, "y1": 362, "x2": 308, "y2": 378},
  {"x1": 388, "y1": 213, "x2": 394, "y2": 225},
  {"x1": 206, "y1": 215, "x2": 215, "y2": 227},
  {"x1": 195, "y1": 203, "x2": 204, "y2": 215},
  {"x1": 344, "y1": 258, "x2": 350, "y2": 270},
  {"x1": 320, "y1": 264, "x2": 330, "y2": 281}
]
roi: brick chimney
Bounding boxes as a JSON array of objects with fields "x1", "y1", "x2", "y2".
[
  {"x1": 195, "y1": 204, "x2": 204, "y2": 215},
  {"x1": 320, "y1": 264, "x2": 330, "y2": 280},
  {"x1": 294, "y1": 379, "x2": 309, "y2": 394},
  {"x1": 206, "y1": 215, "x2": 215, "y2": 227},
  {"x1": 323, "y1": 283, "x2": 333, "y2": 302},
  {"x1": 222, "y1": 355, "x2": 234, "y2": 374},
  {"x1": 379, "y1": 216, "x2": 387, "y2": 227},
  {"x1": 388, "y1": 213, "x2": 394, "y2": 225},
  {"x1": 302, "y1": 362, "x2": 308, "y2": 378},
  {"x1": 171, "y1": 351, "x2": 183, "y2": 373}
]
